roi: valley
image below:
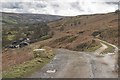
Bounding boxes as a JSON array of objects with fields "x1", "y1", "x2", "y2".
[{"x1": 2, "y1": 11, "x2": 119, "y2": 78}]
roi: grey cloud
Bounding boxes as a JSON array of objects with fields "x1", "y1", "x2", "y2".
[
  {"x1": 105, "y1": 2, "x2": 119, "y2": 5},
  {"x1": 1, "y1": 0, "x2": 118, "y2": 16},
  {"x1": 70, "y1": 2, "x2": 84, "y2": 11}
]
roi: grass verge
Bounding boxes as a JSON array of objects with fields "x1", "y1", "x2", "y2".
[
  {"x1": 84, "y1": 44, "x2": 102, "y2": 52},
  {"x1": 2, "y1": 54, "x2": 55, "y2": 78},
  {"x1": 101, "y1": 41, "x2": 115, "y2": 54}
]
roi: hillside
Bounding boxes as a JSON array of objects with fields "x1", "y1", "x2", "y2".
[
  {"x1": 46, "y1": 12, "x2": 118, "y2": 50},
  {"x1": 2, "y1": 12, "x2": 118, "y2": 49}
]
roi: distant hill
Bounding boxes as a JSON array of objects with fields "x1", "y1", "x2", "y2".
[{"x1": 2, "y1": 12, "x2": 63, "y2": 26}]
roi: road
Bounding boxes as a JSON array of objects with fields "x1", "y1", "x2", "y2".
[{"x1": 28, "y1": 40, "x2": 118, "y2": 78}]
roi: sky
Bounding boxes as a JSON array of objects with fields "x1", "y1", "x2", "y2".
[{"x1": 0, "y1": 0, "x2": 119, "y2": 16}]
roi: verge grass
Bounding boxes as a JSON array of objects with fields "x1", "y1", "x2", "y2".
[
  {"x1": 2, "y1": 54, "x2": 54, "y2": 78},
  {"x1": 101, "y1": 41, "x2": 115, "y2": 54},
  {"x1": 84, "y1": 44, "x2": 102, "y2": 52}
]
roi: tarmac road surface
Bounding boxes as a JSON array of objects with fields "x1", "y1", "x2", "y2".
[{"x1": 28, "y1": 40, "x2": 118, "y2": 78}]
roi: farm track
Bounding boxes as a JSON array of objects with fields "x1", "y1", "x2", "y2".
[{"x1": 28, "y1": 40, "x2": 118, "y2": 78}]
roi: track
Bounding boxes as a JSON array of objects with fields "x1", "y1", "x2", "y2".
[{"x1": 28, "y1": 40, "x2": 118, "y2": 78}]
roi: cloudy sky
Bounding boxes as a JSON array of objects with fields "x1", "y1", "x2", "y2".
[{"x1": 0, "y1": 0, "x2": 119, "y2": 16}]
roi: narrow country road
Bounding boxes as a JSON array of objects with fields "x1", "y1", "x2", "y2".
[{"x1": 28, "y1": 40, "x2": 118, "y2": 78}]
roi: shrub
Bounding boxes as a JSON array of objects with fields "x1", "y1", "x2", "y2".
[{"x1": 92, "y1": 31, "x2": 101, "y2": 37}]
